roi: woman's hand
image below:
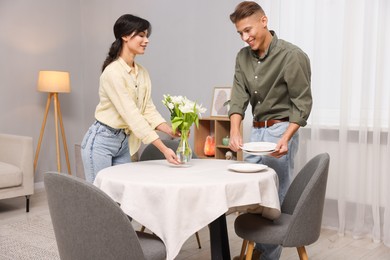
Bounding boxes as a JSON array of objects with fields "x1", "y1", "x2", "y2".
[
  {"x1": 152, "y1": 138, "x2": 180, "y2": 165},
  {"x1": 162, "y1": 148, "x2": 181, "y2": 165},
  {"x1": 172, "y1": 128, "x2": 182, "y2": 138},
  {"x1": 156, "y1": 122, "x2": 181, "y2": 138}
]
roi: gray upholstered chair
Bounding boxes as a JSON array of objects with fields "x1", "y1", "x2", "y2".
[
  {"x1": 44, "y1": 172, "x2": 166, "y2": 260},
  {"x1": 139, "y1": 139, "x2": 198, "y2": 161},
  {"x1": 139, "y1": 139, "x2": 201, "y2": 249},
  {"x1": 234, "y1": 153, "x2": 330, "y2": 260}
]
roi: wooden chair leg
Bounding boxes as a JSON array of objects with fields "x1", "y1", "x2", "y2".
[
  {"x1": 195, "y1": 231, "x2": 202, "y2": 248},
  {"x1": 239, "y1": 239, "x2": 248, "y2": 260},
  {"x1": 297, "y1": 246, "x2": 308, "y2": 260},
  {"x1": 245, "y1": 241, "x2": 255, "y2": 260}
]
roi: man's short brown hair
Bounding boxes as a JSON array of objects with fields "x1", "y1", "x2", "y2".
[{"x1": 230, "y1": 1, "x2": 265, "y2": 23}]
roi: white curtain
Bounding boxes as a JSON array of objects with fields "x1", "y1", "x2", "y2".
[{"x1": 259, "y1": 0, "x2": 390, "y2": 247}]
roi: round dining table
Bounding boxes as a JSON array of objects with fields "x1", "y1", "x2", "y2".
[{"x1": 94, "y1": 159, "x2": 280, "y2": 260}]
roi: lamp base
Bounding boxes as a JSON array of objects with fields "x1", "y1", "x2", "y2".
[{"x1": 34, "y1": 92, "x2": 71, "y2": 175}]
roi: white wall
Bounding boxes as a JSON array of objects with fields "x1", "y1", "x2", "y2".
[
  {"x1": 0, "y1": 0, "x2": 244, "y2": 181},
  {"x1": 79, "y1": 0, "x2": 244, "y2": 125},
  {"x1": 0, "y1": 0, "x2": 84, "y2": 181}
]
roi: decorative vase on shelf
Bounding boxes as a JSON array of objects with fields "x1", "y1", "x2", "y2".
[
  {"x1": 176, "y1": 129, "x2": 192, "y2": 163},
  {"x1": 222, "y1": 136, "x2": 230, "y2": 146}
]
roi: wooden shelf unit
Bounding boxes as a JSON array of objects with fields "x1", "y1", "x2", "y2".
[{"x1": 193, "y1": 117, "x2": 243, "y2": 161}]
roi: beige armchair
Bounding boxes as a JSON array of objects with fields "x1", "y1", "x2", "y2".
[{"x1": 0, "y1": 133, "x2": 34, "y2": 212}]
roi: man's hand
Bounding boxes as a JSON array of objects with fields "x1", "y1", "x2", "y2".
[
  {"x1": 229, "y1": 132, "x2": 243, "y2": 152},
  {"x1": 270, "y1": 122, "x2": 300, "y2": 158},
  {"x1": 229, "y1": 114, "x2": 243, "y2": 152},
  {"x1": 270, "y1": 138, "x2": 288, "y2": 158}
]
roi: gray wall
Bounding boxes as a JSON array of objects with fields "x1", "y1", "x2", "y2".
[{"x1": 0, "y1": 0, "x2": 243, "y2": 182}]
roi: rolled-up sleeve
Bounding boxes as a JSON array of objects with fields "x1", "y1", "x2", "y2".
[
  {"x1": 228, "y1": 55, "x2": 250, "y2": 119},
  {"x1": 284, "y1": 49, "x2": 312, "y2": 126}
]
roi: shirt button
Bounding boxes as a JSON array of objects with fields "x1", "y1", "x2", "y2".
[
  {"x1": 255, "y1": 76, "x2": 258, "y2": 79},
  {"x1": 258, "y1": 101, "x2": 261, "y2": 104},
  {"x1": 254, "y1": 91, "x2": 258, "y2": 94},
  {"x1": 258, "y1": 61, "x2": 261, "y2": 64}
]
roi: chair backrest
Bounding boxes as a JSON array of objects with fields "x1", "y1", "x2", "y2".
[
  {"x1": 139, "y1": 139, "x2": 197, "y2": 161},
  {"x1": 44, "y1": 172, "x2": 146, "y2": 260},
  {"x1": 281, "y1": 153, "x2": 330, "y2": 247}
]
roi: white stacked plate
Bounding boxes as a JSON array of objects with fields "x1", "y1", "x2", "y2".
[
  {"x1": 240, "y1": 142, "x2": 277, "y2": 156},
  {"x1": 227, "y1": 163, "x2": 268, "y2": 173}
]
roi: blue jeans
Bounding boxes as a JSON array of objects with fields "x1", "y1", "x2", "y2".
[
  {"x1": 81, "y1": 121, "x2": 130, "y2": 183},
  {"x1": 246, "y1": 122, "x2": 299, "y2": 260}
]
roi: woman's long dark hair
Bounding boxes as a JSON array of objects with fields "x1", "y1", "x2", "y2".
[{"x1": 102, "y1": 14, "x2": 152, "y2": 72}]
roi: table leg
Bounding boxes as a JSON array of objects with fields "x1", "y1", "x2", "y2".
[{"x1": 209, "y1": 214, "x2": 231, "y2": 260}]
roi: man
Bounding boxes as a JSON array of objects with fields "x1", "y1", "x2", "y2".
[{"x1": 228, "y1": 2, "x2": 312, "y2": 259}]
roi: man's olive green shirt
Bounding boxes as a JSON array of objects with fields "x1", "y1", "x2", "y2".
[{"x1": 228, "y1": 32, "x2": 312, "y2": 126}]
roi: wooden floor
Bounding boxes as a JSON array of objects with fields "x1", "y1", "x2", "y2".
[{"x1": 1, "y1": 189, "x2": 390, "y2": 260}]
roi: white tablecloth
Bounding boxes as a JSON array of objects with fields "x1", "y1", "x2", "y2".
[{"x1": 94, "y1": 159, "x2": 280, "y2": 260}]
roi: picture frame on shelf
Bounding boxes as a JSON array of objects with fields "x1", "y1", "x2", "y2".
[{"x1": 211, "y1": 87, "x2": 231, "y2": 117}]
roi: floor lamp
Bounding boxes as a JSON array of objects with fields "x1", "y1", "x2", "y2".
[{"x1": 34, "y1": 70, "x2": 72, "y2": 175}]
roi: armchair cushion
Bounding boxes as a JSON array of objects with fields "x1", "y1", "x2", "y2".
[{"x1": 0, "y1": 161, "x2": 22, "y2": 188}]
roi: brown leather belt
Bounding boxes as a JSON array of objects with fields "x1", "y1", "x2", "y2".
[{"x1": 253, "y1": 118, "x2": 289, "y2": 128}]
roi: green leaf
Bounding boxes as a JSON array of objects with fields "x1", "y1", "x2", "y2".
[{"x1": 171, "y1": 117, "x2": 183, "y2": 133}]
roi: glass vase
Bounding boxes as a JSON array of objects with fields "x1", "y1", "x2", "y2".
[{"x1": 176, "y1": 130, "x2": 192, "y2": 164}]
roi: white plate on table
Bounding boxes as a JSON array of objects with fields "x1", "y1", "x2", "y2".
[
  {"x1": 243, "y1": 150, "x2": 275, "y2": 156},
  {"x1": 169, "y1": 163, "x2": 192, "y2": 168},
  {"x1": 240, "y1": 142, "x2": 277, "y2": 152},
  {"x1": 227, "y1": 163, "x2": 268, "y2": 173}
]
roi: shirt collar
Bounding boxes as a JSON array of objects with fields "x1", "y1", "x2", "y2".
[
  {"x1": 118, "y1": 57, "x2": 139, "y2": 76},
  {"x1": 251, "y1": 30, "x2": 278, "y2": 61}
]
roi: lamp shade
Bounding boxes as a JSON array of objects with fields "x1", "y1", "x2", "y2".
[{"x1": 37, "y1": 71, "x2": 71, "y2": 93}]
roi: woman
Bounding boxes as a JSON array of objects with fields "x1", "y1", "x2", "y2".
[{"x1": 81, "y1": 14, "x2": 180, "y2": 183}]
